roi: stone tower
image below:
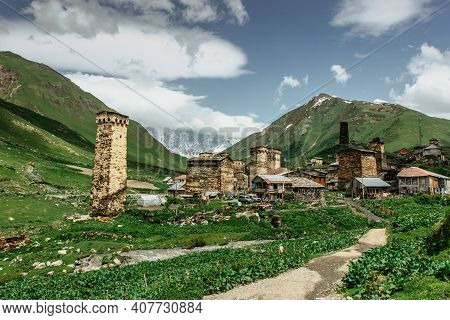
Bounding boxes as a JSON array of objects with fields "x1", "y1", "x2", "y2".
[
  {"x1": 369, "y1": 137, "x2": 388, "y2": 172},
  {"x1": 90, "y1": 111, "x2": 129, "y2": 217},
  {"x1": 339, "y1": 122, "x2": 350, "y2": 146},
  {"x1": 268, "y1": 149, "x2": 281, "y2": 171}
]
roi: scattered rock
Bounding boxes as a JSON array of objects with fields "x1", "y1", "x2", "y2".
[
  {"x1": 279, "y1": 245, "x2": 285, "y2": 254},
  {"x1": 47, "y1": 271, "x2": 54, "y2": 276},
  {"x1": 67, "y1": 214, "x2": 91, "y2": 222},
  {"x1": 236, "y1": 211, "x2": 260, "y2": 220},
  {"x1": 113, "y1": 258, "x2": 121, "y2": 266},
  {"x1": 51, "y1": 260, "x2": 63, "y2": 267},
  {"x1": 34, "y1": 263, "x2": 46, "y2": 270},
  {"x1": 58, "y1": 249, "x2": 67, "y2": 255},
  {"x1": 20, "y1": 272, "x2": 28, "y2": 277}
]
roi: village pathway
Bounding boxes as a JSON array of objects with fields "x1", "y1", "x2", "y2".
[
  {"x1": 66, "y1": 164, "x2": 159, "y2": 190},
  {"x1": 204, "y1": 228, "x2": 387, "y2": 300},
  {"x1": 342, "y1": 199, "x2": 385, "y2": 222}
]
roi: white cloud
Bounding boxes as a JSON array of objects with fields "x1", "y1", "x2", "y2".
[
  {"x1": 274, "y1": 76, "x2": 301, "y2": 105},
  {"x1": 279, "y1": 104, "x2": 287, "y2": 112},
  {"x1": 179, "y1": 0, "x2": 218, "y2": 23},
  {"x1": 0, "y1": 0, "x2": 260, "y2": 135},
  {"x1": 0, "y1": 22, "x2": 248, "y2": 81},
  {"x1": 22, "y1": 0, "x2": 248, "y2": 38},
  {"x1": 373, "y1": 99, "x2": 388, "y2": 104},
  {"x1": 224, "y1": 0, "x2": 249, "y2": 25},
  {"x1": 303, "y1": 74, "x2": 309, "y2": 85},
  {"x1": 331, "y1": 0, "x2": 433, "y2": 37},
  {"x1": 390, "y1": 43, "x2": 450, "y2": 119},
  {"x1": 330, "y1": 65, "x2": 351, "y2": 84},
  {"x1": 23, "y1": 0, "x2": 119, "y2": 38},
  {"x1": 67, "y1": 72, "x2": 264, "y2": 135}
]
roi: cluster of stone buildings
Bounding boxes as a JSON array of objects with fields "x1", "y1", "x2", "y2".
[
  {"x1": 394, "y1": 138, "x2": 447, "y2": 166},
  {"x1": 184, "y1": 147, "x2": 284, "y2": 197},
  {"x1": 334, "y1": 122, "x2": 449, "y2": 197},
  {"x1": 88, "y1": 109, "x2": 448, "y2": 217}
]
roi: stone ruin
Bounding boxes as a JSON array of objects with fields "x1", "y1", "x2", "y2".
[{"x1": 90, "y1": 111, "x2": 129, "y2": 217}]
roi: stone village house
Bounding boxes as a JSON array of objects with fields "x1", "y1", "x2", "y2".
[
  {"x1": 252, "y1": 174, "x2": 292, "y2": 202},
  {"x1": 397, "y1": 167, "x2": 449, "y2": 195},
  {"x1": 351, "y1": 177, "x2": 391, "y2": 198}
]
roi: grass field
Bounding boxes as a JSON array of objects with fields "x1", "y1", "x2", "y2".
[{"x1": 341, "y1": 195, "x2": 449, "y2": 300}]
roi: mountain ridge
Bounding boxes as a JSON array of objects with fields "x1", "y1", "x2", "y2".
[{"x1": 226, "y1": 93, "x2": 450, "y2": 166}]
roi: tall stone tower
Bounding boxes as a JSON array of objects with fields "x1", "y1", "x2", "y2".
[
  {"x1": 339, "y1": 122, "x2": 350, "y2": 146},
  {"x1": 90, "y1": 111, "x2": 129, "y2": 217},
  {"x1": 268, "y1": 149, "x2": 281, "y2": 171},
  {"x1": 248, "y1": 146, "x2": 269, "y2": 183},
  {"x1": 369, "y1": 137, "x2": 388, "y2": 172}
]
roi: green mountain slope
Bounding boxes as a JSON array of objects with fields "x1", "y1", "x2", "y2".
[
  {"x1": 0, "y1": 51, "x2": 185, "y2": 171},
  {"x1": 227, "y1": 94, "x2": 450, "y2": 166},
  {"x1": 0, "y1": 98, "x2": 92, "y2": 165}
]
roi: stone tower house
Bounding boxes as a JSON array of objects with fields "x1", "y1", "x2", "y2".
[
  {"x1": 248, "y1": 146, "x2": 282, "y2": 183},
  {"x1": 90, "y1": 111, "x2": 129, "y2": 217},
  {"x1": 369, "y1": 137, "x2": 388, "y2": 172},
  {"x1": 185, "y1": 152, "x2": 235, "y2": 195}
]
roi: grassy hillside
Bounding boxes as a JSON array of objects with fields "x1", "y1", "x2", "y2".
[
  {"x1": 0, "y1": 51, "x2": 185, "y2": 172},
  {"x1": 227, "y1": 94, "x2": 450, "y2": 166}
]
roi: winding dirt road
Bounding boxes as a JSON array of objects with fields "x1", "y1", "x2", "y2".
[{"x1": 204, "y1": 228, "x2": 387, "y2": 300}]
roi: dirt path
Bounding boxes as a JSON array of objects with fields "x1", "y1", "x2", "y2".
[
  {"x1": 343, "y1": 199, "x2": 385, "y2": 222},
  {"x1": 76, "y1": 240, "x2": 273, "y2": 272},
  {"x1": 66, "y1": 165, "x2": 159, "y2": 190},
  {"x1": 204, "y1": 228, "x2": 387, "y2": 300}
]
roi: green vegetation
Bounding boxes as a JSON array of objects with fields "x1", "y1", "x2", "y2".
[
  {"x1": 0, "y1": 52, "x2": 185, "y2": 171},
  {"x1": 226, "y1": 93, "x2": 450, "y2": 166},
  {"x1": 341, "y1": 195, "x2": 449, "y2": 300},
  {"x1": 0, "y1": 196, "x2": 372, "y2": 298},
  {"x1": 0, "y1": 230, "x2": 363, "y2": 299}
]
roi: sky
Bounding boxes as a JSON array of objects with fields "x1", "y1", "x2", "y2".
[{"x1": 0, "y1": 0, "x2": 449, "y2": 138}]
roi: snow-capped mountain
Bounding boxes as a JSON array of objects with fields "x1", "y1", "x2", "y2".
[{"x1": 147, "y1": 127, "x2": 239, "y2": 158}]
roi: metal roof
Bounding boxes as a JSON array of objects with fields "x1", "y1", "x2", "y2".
[
  {"x1": 355, "y1": 178, "x2": 390, "y2": 188},
  {"x1": 256, "y1": 175, "x2": 292, "y2": 184},
  {"x1": 167, "y1": 181, "x2": 186, "y2": 191}
]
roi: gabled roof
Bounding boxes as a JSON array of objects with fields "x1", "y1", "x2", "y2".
[
  {"x1": 270, "y1": 167, "x2": 289, "y2": 175},
  {"x1": 255, "y1": 175, "x2": 292, "y2": 184},
  {"x1": 397, "y1": 167, "x2": 449, "y2": 179},
  {"x1": 329, "y1": 161, "x2": 339, "y2": 166},
  {"x1": 355, "y1": 178, "x2": 390, "y2": 188},
  {"x1": 162, "y1": 176, "x2": 173, "y2": 182},
  {"x1": 167, "y1": 181, "x2": 186, "y2": 191},
  {"x1": 291, "y1": 177, "x2": 325, "y2": 189},
  {"x1": 424, "y1": 144, "x2": 440, "y2": 150}
]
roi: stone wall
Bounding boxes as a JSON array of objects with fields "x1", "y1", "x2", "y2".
[
  {"x1": 369, "y1": 138, "x2": 388, "y2": 172},
  {"x1": 337, "y1": 148, "x2": 377, "y2": 189},
  {"x1": 248, "y1": 147, "x2": 281, "y2": 183},
  {"x1": 90, "y1": 111, "x2": 129, "y2": 217},
  {"x1": 186, "y1": 156, "x2": 235, "y2": 195}
]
